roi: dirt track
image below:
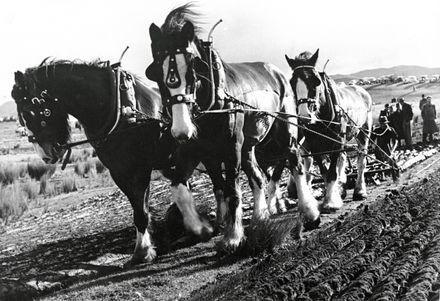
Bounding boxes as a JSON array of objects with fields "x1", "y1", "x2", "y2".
[{"x1": 1, "y1": 145, "x2": 440, "y2": 300}]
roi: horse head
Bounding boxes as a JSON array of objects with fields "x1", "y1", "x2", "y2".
[
  {"x1": 12, "y1": 70, "x2": 69, "y2": 163},
  {"x1": 285, "y1": 49, "x2": 324, "y2": 124},
  {"x1": 146, "y1": 6, "x2": 213, "y2": 143}
]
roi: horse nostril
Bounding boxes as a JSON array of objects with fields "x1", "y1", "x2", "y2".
[
  {"x1": 43, "y1": 158, "x2": 51, "y2": 164},
  {"x1": 173, "y1": 132, "x2": 191, "y2": 143}
]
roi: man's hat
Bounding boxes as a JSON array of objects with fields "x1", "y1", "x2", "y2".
[
  {"x1": 379, "y1": 115, "x2": 389, "y2": 124},
  {"x1": 427, "y1": 96, "x2": 432, "y2": 99}
]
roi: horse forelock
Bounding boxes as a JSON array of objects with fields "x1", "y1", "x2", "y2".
[{"x1": 161, "y1": 3, "x2": 203, "y2": 35}]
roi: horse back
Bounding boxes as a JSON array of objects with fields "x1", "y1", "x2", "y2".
[
  {"x1": 334, "y1": 84, "x2": 373, "y2": 136},
  {"x1": 223, "y1": 62, "x2": 295, "y2": 142}
]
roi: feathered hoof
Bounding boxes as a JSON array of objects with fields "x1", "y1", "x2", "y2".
[
  {"x1": 125, "y1": 248, "x2": 157, "y2": 268},
  {"x1": 353, "y1": 192, "x2": 367, "y2": 201},
  {"x1": 303, "y1": 216, "x2": 321, "y2": 231},
  {"x1": 198, "y1": 222, "x2": 214, "y2": 242},
  {"x1": 216, "y1": 237, "x2": 246, "y2": 256},
  {"x1": 319, "y1": 202, "x2": 341, "y2": 214}
]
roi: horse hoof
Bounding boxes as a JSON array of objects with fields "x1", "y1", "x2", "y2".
[
  {"x1": 303, "y1": 216, "x2": 321, "y2": 231},
  {"x1": 199, "y1": 224, "x2": 214, "y2": 242},
  {"x1": 125, "y1": 248, "x2": 157, "y2": 267},
  {"x1": 353, "y1": 192, "x2": 367, "y2": 201},
  {"x1": 320, "y1": 206, "x2": 338, "y2": 214},
  {"x1": 216, "y1": 237, "x2": 246, "y2": 256}
]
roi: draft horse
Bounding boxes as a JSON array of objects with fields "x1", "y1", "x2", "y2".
[
  {"x1": 146, "y1": 4, "x2": 321, "y2": 252},
  {"x1": 11, "y1": 60, "x2": 177, "y2": 265},
  {"x1": 285, "y1": 49, "x2": 373, "y2": 209}
]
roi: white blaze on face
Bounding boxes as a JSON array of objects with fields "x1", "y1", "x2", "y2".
[
  {"x1": 162, "y1": 53, "x2": 195, "y2": 140},
  {"x1": 296, "y1": 78, "x2": 310, "y2": 118}
]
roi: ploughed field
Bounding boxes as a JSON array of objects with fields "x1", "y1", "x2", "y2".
[
  {"x1": 194, "y1": 170, "x2": 440, "y2": 301},
  {"x1": 1, "y1": 143, "x2": 440, "y2": 300}
]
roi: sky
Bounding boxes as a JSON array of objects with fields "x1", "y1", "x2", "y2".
[{"x1": 1, "y1": 0, "x2": 439, "y2": 105}]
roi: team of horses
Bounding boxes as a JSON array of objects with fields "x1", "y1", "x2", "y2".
[{"x1": 11, "y1": 4, "x2": 372, "y2": 265}]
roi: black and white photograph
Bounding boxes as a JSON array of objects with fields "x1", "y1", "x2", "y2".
[{"x1": 1, "y1": 0, "x2": 440, "y2": 300}]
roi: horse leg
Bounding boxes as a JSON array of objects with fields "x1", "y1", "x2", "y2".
[
  {"x1": 242, "y1": 140, "x2": 269, "y2": 220},
  {"x1": 287, "y1": 154, "x2": 313, "y2": 199},
  {"x1": 111, "y1": 168, "x2": 156, "y2": 265},
  {"x1": 353, "y1": 132, "x2": 369, "y2": 201},
  {"x1": 218, "y1": 132, "x2": 245, "y2": 253},
  {"x1": 304, "y1": 155, "x2": 314, "y2": 187},
  {"x1": 322, "y1": 153, "x2": 343, "y2": 211},
  {"x1": 337, "y1": 151, "x2": 348, "y2": 199},
  {"x1": 202, "y1": 158, "x2": 227, "y2": 231},
  {"x1": 267, "y1": 161, "x2": 285, "y2": 214},
  {"x1": 172, "y1": 149, "x2": 213, "y2": 242},
  {"x1": 288, "y1": 150, "x2": 320, "y2": 231}
]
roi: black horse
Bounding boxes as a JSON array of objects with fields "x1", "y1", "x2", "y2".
[
  {"x1": 285, "y1": 50, "x2": 373, "y2": 209},
  {"x1": 146, "y1": 4, "x2": 321, "y2": 252},
  {"x1": 11, "y1": 60, "x2": 181, "y2": 265}
]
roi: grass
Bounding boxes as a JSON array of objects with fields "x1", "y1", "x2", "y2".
[
  {"x1": 0, "y1": 184, "x2": 28, "y2": 225},
  {"x1": 27, "y1": 160, "x2": 56, "y2": 180},
  {"x1": 94, "y1": 158, "x2": 106, "y2": 174},
  {"x1": 0, "y1": 163, "x2": 23, "y2": 185},
  {"x1": 69, "y1": 148, "x2": 94, "y2": 163},
  {"x1": 21, "y1": 180, "x2": 39, "y2": 200},
  {"x1": 74, "y1": 159, "x2": 94, "y2": 177},
  {"x1": 61, "y1": 175, "x2": 77, "y2": 193},
  {"x1": 39, "y1": 173, "x2": 55, "y2": 196},
  {"x1": 0, "y1": 162, "x2": 27, "y2": 185}
]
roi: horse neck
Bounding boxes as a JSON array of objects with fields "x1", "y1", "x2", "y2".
[
  {"x1": 43, "y1": 65, "x2": 116, "y2": 137},
  {"x1": 316, "y1": 82, "x2": 333, "y2": 120}
]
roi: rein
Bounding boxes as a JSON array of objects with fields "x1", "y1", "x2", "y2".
[{"x1": 197, "y1": 92, "x2": 398, "y2": 170}]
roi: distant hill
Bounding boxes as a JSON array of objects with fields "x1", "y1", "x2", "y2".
[
  {"x1": 332, "y1": 65, "x2": 440, "y2": 82},
  {"x1": 0, "y1": 101, "x2": 17, "y2": 118}
]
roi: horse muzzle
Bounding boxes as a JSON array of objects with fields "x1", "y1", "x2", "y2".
[{"x1": 34, "y1": 142, "x2": 66, "y2": 164}]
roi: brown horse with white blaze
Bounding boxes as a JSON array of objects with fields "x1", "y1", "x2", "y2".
[{"x1": 285, "y1": 49, "x2": 373, "y2": 209}]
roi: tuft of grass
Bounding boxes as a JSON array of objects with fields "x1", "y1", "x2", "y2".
[
  {"x1": 27, "y1": 160, "x2": 56, "y2": 180},
  {"x1": 21, "y1": 180, "x2": 39, "y2": 200},
  {"x1": 39, "y1": 174, "x2": 55, "y2": 196},
  {"x1": 0, "y1": 184, "x2": 28, "y2": 224},
  {"x1": 61, "y1": 175, "x2": 77, "y2": 193},
  {"x1": 0, "y1": 162, "x2": 27, "y2": 185},
  {"x1": 94, "y1": 158, "x2": 106, "y2": 174},
  {"x1": 74, "y1": 159, "x2": 93, "y2": 177}
]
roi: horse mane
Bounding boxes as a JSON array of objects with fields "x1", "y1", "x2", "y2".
[
  {"x1": 161, "y1": 2, "x2": 204, "y2": 35},
  {"x1": 25, "y1": 58, "x2": 109, "y2": 76},
  {"x1": 21, "y1": 58, "x2": 161, "y2": 139}
]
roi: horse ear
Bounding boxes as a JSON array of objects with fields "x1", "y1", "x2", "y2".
[
  {"x1": 14, "y1": 71, "x2": 25, "y2": 85},
  {"x1": 285, "y1": 54, "x2": 295, "y2": 69},
  {"x1": 182, "y1": 21, "x2": 195, "y2": 41},
  {"x1": 149, "y1": 23, "x2": 162, "y2": 42},
  {"x1": 309, "y1": 49, "x2": 319, "y2": 66},
  {"x1": 145, "y1": 63, "x2": 160, "y2": 82}
]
